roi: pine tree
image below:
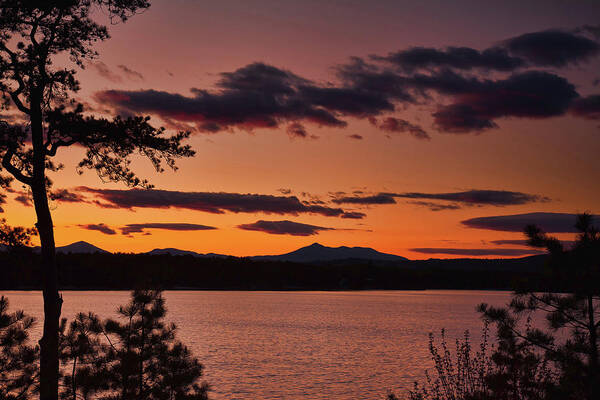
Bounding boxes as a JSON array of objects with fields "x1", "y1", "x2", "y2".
[
  {"x1": 0, "y1": 296, "x2": 38, "y2": 399},
  {"x1": 480, "y1": 213, "x2": 600, "y2": 400},
  {"x1": 58, "y1": 290, "x2": 209, "y2": 400}
]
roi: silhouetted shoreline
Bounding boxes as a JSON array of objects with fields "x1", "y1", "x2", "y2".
[{"x1": 1, "y1": 251, "x2": 552, "y2": 291}]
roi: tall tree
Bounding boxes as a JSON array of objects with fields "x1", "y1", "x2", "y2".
[{"x1": 0, "y1": 1, "x2": 195, "y2": 399}]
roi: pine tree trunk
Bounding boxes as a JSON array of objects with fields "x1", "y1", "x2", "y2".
[
  {"x1": 30, "y1": 97, "x2": 62, "y2": 400},
  {"x1": 33, "y1": 176, "x2": 62, "y2": 400}
]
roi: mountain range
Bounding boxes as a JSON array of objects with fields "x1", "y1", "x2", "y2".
[
  {"x1": 7, "y1": 241, "x2": 543, "y2": 266},
  {"x1": 21, "y1": 241, "x2": 409, "y2": 262},
  {"x1": 146, "y1": 248, "x2": 229, "y2": 258}
]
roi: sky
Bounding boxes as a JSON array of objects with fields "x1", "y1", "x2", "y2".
[{"x1": 2, "y1": 0, "x2": 600, "y2": 258}]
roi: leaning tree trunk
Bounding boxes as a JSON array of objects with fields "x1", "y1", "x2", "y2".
[{"x1": 30, "y1": 96, "x2": 62, "y2": 400}]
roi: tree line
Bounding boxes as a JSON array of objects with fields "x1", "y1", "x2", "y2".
[{"x1": 0, "y1": 250, "x2": 550, "y2": 291}]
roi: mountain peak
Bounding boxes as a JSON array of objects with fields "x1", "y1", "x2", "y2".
[
  {"x1": 253, "y1": 243, "x2": 408, "y2": 263},
  {"x1": 32, "y1": 241, "x2": 109, "y2": 254}
]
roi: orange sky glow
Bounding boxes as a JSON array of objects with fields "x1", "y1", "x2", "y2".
[{"x1": 2, "y1": 0, "x2": 599, "y2": 259}]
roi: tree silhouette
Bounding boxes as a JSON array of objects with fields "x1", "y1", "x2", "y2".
[
  {"x1": 58, "y1": 312, "x2": 107, "y2": 400},
  {"x1": 480, "y1": 212, "x2": 600, "y2": 400},
  {"x1": 0, "y1": 2, "x2": 195, "y2": 399},
  {"x1": 0, "y1": 296, "x2": 38, "y2": 399},
  {"x1": 58, "y1": 290, "x2": 209, "y2": 400},
  {"x1": 0, "y1": 218, "x2": 36, "y2": 250}
]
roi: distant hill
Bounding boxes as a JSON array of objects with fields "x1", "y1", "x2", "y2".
[
  {"x1": 252, "y1": 242, "x2": 408, "y2": 263},
  {"x1": 33, "y1": 241, "x2": 110, "y2": 254},
  {"x1": 146, "y1": 248, "x2": 228, "y2": 258}
]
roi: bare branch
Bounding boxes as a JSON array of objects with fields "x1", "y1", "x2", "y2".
[{"x1": 2, "y1": 148, "x2": 32, "y2": 185}]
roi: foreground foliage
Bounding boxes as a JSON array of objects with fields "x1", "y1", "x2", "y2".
[
  {"x1": 393, "y1": 213, "x2": 599, "y2": 400},
  {"x1": 479, "y1": 213, "x2": 600, "y2": 400},
  {"x1": 391, "y1": 326, "x2": 494, "y2": 400},
  {"x1": 0, "y1": 290, "x2": 208, "y2": 399},
  {"x1": 0, "y1": 296, "x2": 38, "y2": 399},
  {"x1": 58, "y1": 289, "x2": 209, "y2": 400}
]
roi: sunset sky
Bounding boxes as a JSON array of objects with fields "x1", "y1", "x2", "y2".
[{"x1": 2, "y1": 0, "x2": 600, "y2": 258}]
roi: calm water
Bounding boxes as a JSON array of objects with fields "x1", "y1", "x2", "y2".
[{"x1": 1, "y1": 290, "x2": 512, "y2": 399}]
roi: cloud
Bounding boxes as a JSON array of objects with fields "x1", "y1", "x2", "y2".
[
  {"x1": 89, "y1": 62, "x2": 123, "y2": 83},
  {"x1": 332, "y1": 193, "x2": 396, "y2": 205},
  {"x1": 120, "y1": 222, "x2": 217, "y2": 235},
  {"x1": 287, "y1": 122, "x2": 308, "y2": 138},
  {"x1": 341, "y1": 211, "x2": 367, "y2": 219},
  {"x1": 378, "y1": 46, "x2": 524, "y2": 72},
  {"x1": 570, "y1": 95, "x2": 600, "y2": 120},
  {"x1": 13, "y1": 193, "x2": 32, "y2": 207},
  {"x1": 78, "y1": 223, "x2": 117, "y2": 235},
  {"x1": 380, "y1": 29, "x2": 598, "y2": 72},
  {"x1": 340, "y1": 59, "x2": 582, "y2": 134},
  {"x1": 490, "y1": 239, "x2": 576, "y2": 248},
  {"x1": 95, "y1": 62, "x2": 371, "y2": 134},
  {"x1": 334, "y1": 189, "x2": 547, "y2": 210},
  {"x1": 336, "y1": 59, "x2": 414, "y2": 101},
  {"x1": 505, "y1": 29, "x2": 600, "y2": 67},
  {"x1": 488, "y1": 239, "x2": 530, "y2": 246},
  {"x1": 117, "y1": 65, "x2": 144, "y2": 81},
  {"x1": 348, "y1": 134, "x2": 363, "y2": 140},
  {"x1": 237, "y1": 220, "x2": 333, "y2": 236},
  {"x1": 407, "y1": 201, "x2": 462, "y2": 211},
  {"x1": 431, "y1": 71, "x2": 578, "y2": 133},
  {"x1": 394, "y1": 189, "x2": 549, "y2": 206},
  {"x1": 50, "y1": 189, "x2": 87, "y2": 203},
  {"x1": 461, "y1": 212, "x2": 598, "y2": 233},
  {"x1": 78, "y1": 187, "x2": 359, "y2": 218},
  {"x1": 94, "y1": 27, "x2": 599, "y2": 138},
  {"x1": 410, "y1": 247, "x2": 546, "y2": 256},
  {"x1": 369, "y1": 117, "x2": 430, "y2": 140},
  {"x1": 580, "y1": 25, "x2": 600, "y2": 39}
]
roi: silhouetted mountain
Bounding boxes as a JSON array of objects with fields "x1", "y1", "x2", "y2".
[
  {"x1": 252, "y1": 242, "x2": 408, "y2": 263},
  {"x1": 33, "y1": 241, "x2": 109, "y2": 254},
  {"x1": 146, "y1": 248, "x2": 228, "y2": 258}
]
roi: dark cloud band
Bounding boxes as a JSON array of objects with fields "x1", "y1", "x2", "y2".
[
  {"x1": 78, "y1": 186, "x2": 358, "y2": 218},
  {"x1": 332, "y1": 190, "x2": 547, "y2": 208},
  {"x1": 237, "y1": 220, "x2": 333, "y2": 236},
  {"x1": 78, "y1": 223, "x2": 117, "y2": 235},
  {"x1": 462, "y1": 212, "x2": 598, "y2": 233},
  {"x1": 121, "y1": 223, "x2": 217, "y2": 235}
]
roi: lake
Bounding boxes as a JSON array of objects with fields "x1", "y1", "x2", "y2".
[{"x1": 0, "y1": 290, "x2": 512, "y2": 399}]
